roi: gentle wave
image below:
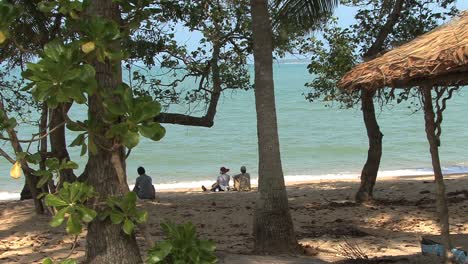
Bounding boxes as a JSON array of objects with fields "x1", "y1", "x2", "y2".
[{"x1": 2, "y1": 166, "x2": 468, "y2": 201}]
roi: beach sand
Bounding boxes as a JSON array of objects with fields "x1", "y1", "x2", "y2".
[{"x1": 1, "y1": 174, "x2": 468, "y2": 263}]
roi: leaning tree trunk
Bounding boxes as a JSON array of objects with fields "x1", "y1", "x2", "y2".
[
  {"x1": 50, "y1": 103, "x2": 76, "y2": 185},
  {"x1": 356, "y1": 89, "x2": 383, "y2": 203},
  {"x1": 355, "y1": 0, "x2": 404, "y2": 203},
  {"x1": 421, "y1": 87, "x2": 452, "y2": 261},
  {"x1": 250, "y1": 0, "x2": 298, "y2": 254},
  {"x1": 84, "y1": 1, "x2": 142, "y2": 263},
  {"x1": 0, "y1": 100, "x2": 44, "y2": 213}
]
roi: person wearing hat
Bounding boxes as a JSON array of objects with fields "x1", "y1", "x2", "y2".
[
  {"x1": 233, "y1": 166, "x2": 251, "y2": 191},
  {"x1": 202, "y1": 167, "x2": 231, "y2": 192}
]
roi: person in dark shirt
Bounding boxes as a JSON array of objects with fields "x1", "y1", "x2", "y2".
[{"x1": 132, "y1": 167, "x2": 156, "y2": 200}]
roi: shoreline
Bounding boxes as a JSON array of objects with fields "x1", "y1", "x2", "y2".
[
  {"x1": 1, "y1": 173, "x2": 468, "y2": 263},
  {"x1": 2, "y1": 171, "x2": 467, "y2": 201}
]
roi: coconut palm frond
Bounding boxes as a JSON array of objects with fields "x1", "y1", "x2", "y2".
[{"x1": 274, "y1": 0, "x2": 339, "y2": 31}]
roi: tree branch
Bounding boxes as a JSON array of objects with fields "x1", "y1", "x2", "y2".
[
  {"x1": 0, "y1": 148, "x2": 15, "y2": 164},
  {"x1": 363, "y1": 0, "x2": 405, "y2": 60},
  {"x1": 154, "y1": 42, "x2": 222, "y2": 128}
]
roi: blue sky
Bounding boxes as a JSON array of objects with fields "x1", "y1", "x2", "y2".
[{"x1": 174, "y1": 1, "x2": 468, "y2": 55}]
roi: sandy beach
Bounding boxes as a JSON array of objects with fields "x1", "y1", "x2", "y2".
[{"x1": 1, "y1": 174, "x2": 467, "y2": 263}]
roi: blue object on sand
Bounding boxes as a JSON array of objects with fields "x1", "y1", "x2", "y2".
[
  {"x1": 452, "y1": 248, "x2": 468, "y2": 264},
  {"x1": 421, "y1": 242, "x2": 444, "y2": 256}
]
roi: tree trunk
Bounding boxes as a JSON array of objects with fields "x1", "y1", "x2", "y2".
[
  {"x1": 20, "y1": 184, "x2": 32, "y2": 200},
  {"x1": 356, "y1": 89, "x2": 383, "y2": 203},
  {"x1": 84, "y1": 1, "x2": 142, "y2": 263},
  {"x1": 250, "y1": 0, "x2": 298, "y2": 254},
  {"x1": 421, "y1": 87, "x2": 452, "y2": 261},
  {"x1": 356, "y1": 0, "x2": 404, "y2": 203},
  {"x1": 0, "y1": 100, "x2": 44, "y2": 213},
  {"x1": 49, "y1": 103, "x2": 76, "y2": 185}
]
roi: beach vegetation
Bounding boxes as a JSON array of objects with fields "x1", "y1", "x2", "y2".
[
  {"x1": 44, "y1": 181, "x2": 97, "y2": 235},
  {"x1": 295, "y1": 0, "x2": 459, "y2": 203},
  {"x1": 147, "y1": 222, "x2": 217, "y2": 264},
  {"x1": 100, "y1": 191, "x2": 148, "y2": 235}
]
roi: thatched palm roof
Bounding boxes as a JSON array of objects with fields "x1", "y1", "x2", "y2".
[{"x1": 339, "y1": 11, "x2": 468, "y2": 91}]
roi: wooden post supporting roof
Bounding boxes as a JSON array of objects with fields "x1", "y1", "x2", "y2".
[{"x1": 338, "y1": 11, "x2": 468, "y2": 262}]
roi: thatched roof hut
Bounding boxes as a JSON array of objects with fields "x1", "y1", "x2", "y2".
[
  {"x1": 338, "y1": 11, "x2": 468, "y2": 260},
  {"x1": 338, "y1": 10, "x2": 468, "y2": 91}
]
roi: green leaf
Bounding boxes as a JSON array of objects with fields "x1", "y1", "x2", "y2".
[
  {"x1": 199, "y1": 240, "x2": 216, "y2": 252},
  {"x1": 122, "y1": 130, "x2": 139, "y2": 149},
  {"x1": 80, "y1": 142, "x2": 87, "y2": 156},
  {"x1": 36, "y1": 173, "x2": 52, "y2": 188},
  {"x1": 45, "y1": 194, "x2": 68, "y2": 207},
  {"x1": 126, "y1": 191, "x2": 137, "y2": 206},
  {"x1": 147, "y1": 241, "x2": 173, "y2": 263},
  {"x1": 45, "y1": 158, "x2": 60, "y2": 170},
  {"x1": 42, "y1": 258, "x2": 54, "y2": 264},
  {"x1": 26, "y1": 152, "x2": 42, "y2": 164},
  {"x1": 62, "y1": 160, "x2": 79, "y2": 170},
  {"x1": 77, "y1": 205, "x2": 97, "y2": 223},
  {"x1": 66, "y1": 121, "x2": 87, "y2": 132},
  {"x1": 103, "y1": 100, "x2": 128, "y2": 116},
  {"x1": 110, "y1": 212, "x2": 124, "y2": 224},
  {"x1": 134, "y1": 211, "x2": 148, "y2": 224},
  {"x1": 88, "y1": 137, "x2": 98, "y2": 155},
  {"x1": 138, "y1": 123, "x2": 165, "y2": 141},
  {"x1": 66, "y1": 214, "x2": 82, "y2": 235},
  {"x1": 123, "y1": 218, "x2": 135, "y2": 235},
  {"x1": 50, "y1": 207, "x2": 68, "y2": 227},
  {"x1": 69, "y1": 133, "x2": 85, "y2": 147}
]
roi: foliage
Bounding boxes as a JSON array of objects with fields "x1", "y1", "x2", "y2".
[
  {"x1": 0, "y1": 1, "x2": 18, "y2": 44},
  {"x1": 100, "y1": 192, "x2": 148, "y2": 235},
  {"x1": 102, "y1": 84, "x2": 165, "y2": 149},
  {"x1": 302, "y1": 18, "x2": 358, "y2": 108},
  {"x1": 44, "y1": 182, "x2": 96, "y2": 235},
  {"x1": 128, "y1": 0, "x2": 252, "y2": 111},
  {"x1": 0, "y1": 109, "x2": 17, "y2": 130},
  {"x1": 42, "y1": 257, "x2": 77, "y2": 264},
  {"x1": 147, "y1": 222, "x2": 217, "y2": 264},
  {"x1": 33, "y1": 158, "x2": 79, "y2": 188},
  {"x1": 38, "y1": 0, "x2": 84, "y2": 17},
  {"x1": 303, "y1": 0, "x2": 459, "y2": 108},
  {"x1": 22, "y1": 40, "x2": 97, "y2": 108},
  {"x1": 79, "y1": 17, "x2": 123, "y2": 62}
]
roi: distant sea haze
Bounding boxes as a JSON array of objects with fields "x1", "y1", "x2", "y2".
[{"x1": 1, "y1": 63, "x2": 468, "y2": 199}]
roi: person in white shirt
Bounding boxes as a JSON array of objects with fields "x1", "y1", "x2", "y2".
[{"x1": 202, "y1": 167, "x2": 231, "y2": 192}]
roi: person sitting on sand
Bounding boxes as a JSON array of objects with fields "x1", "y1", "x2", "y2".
[
  {"x1": 132, "y1": 166, "x2": 156, "y2": 200},
  {"x1": 202, "y1": 167, "x2": 231, "y2": 192},
  {"x1": 233, "y1": 166, "x2": 251, "y2": 191}
]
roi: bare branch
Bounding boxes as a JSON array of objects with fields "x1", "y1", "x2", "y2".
[{"x1": 0, "y1": 148, "x2": 15, "y2": 164}]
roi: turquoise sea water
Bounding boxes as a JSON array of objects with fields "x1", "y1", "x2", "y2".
[{"x1": 1, "y1": 63, "x2": 468, "y2": 198}]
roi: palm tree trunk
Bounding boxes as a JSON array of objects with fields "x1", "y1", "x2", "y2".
[
  {"x1": 250, "y1": 0, "x2": 298, "y2": 254},
  {"x1": 84, "y1": 1, "x2": 142, "y2": 263},
  {"x1": 421, "y1": 87, "x2": 452, "y2": 262},
  {"x1": 356, "y1": 89, "x2": 383, "y2": 203}
]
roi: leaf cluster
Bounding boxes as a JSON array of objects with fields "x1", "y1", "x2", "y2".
[
  {"x1": 42, "y1": 258, "x2": 77, "y2": 264},
  {"x1": 33, "y1": 157, "x2": 79, "y2": 188},
  {"x1": 22, "y1": 40, "x2": 97, "y2": 108},
  {"x1": 100, "y1": 191, "x2": 148, "y2": 235},
  {"x1": 0, "y1": 1, "x2": 18, "y2": 44},
  {"x1": 44, "y1": 182, "x2": 97, "y2": 235},
  {"x1": 147, "y1": 222, "x2": 217, "y2": 264},
  {"x1": 304, "y1": 0, "x2": 459, "y2": 108},
  {"x1": 102, "y1": 83, "x2": 166, "y2": 149}
]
